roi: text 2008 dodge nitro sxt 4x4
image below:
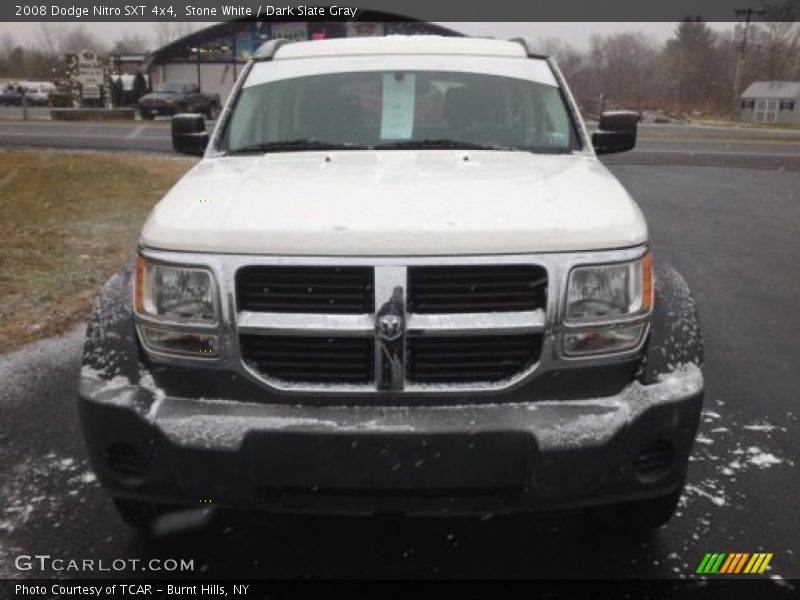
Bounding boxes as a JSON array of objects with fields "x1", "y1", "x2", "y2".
[{"x1": 78, "y1": 36, "x2": 703, "y2": 532}]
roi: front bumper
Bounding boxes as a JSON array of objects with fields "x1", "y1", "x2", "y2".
[{"x1": 78, "y1": 364, "x2": 703, "y2": 516}]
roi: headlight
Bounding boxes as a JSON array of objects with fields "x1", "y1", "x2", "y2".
[
  {"x1": 563, "y1": 252, "x2": 652, "y2": 355},
  {"x1": 135, "y1": 257, "x2": 218, "y2": 324},
  {"x1": 134, "y1": 256, "x2": 219, "y2": 357}
]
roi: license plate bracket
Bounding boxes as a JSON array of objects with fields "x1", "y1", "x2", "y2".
[{"x1": 249, "y1": 431, "x2": 532, "y2": 492}]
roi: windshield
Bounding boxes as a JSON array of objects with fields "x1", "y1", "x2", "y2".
[
  {"x1": 223, "y1": 70, "x2": 579, "y2": 153},
  {"x1": 154, "y1": 82, "x2": 190, "y2": 94}
]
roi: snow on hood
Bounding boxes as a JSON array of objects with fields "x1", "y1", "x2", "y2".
[{"x1": 140, "y1": 151, "x2": 648, "y2": 256}]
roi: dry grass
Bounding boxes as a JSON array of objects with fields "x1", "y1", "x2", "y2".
[{"x1": 0, "y1": 150, "x2": 196, "y2": 353}]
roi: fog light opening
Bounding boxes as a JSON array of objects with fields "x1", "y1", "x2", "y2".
[
  {"x1": 105, "y1": 442, "x2": 149, "y2": 484},
  {"x1": 633, "y1": 440, "x2": 674, "y2": 483}
]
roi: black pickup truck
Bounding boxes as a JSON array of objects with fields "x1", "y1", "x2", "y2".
[{"x1": 137, "y1": 81, "x2": 221, "y2": 120}]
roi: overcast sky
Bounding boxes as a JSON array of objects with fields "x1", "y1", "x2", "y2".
[{"x1": 0, "y1": 21, "x2": 734, "y2": 50}]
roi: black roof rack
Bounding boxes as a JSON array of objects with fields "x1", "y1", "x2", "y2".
[
  {"x1": 253, "y1": 38, "x2": 293, "y2": 61},
  {"x1": 508, "y1": 37, "x2": 549, "y2": 60}
]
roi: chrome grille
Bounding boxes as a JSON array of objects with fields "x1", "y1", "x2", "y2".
[
  {"x1": 236, "y1": 264, "x2": 547, "y2": 390},
  {"x1": 408, "y1": 265, "x2": 547, "y2": 313}
]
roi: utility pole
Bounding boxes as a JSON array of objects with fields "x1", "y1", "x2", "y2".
[{"x1": 732, "y1": 7, "x2": 765, "y2": 117}]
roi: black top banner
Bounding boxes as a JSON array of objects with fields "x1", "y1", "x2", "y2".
[{"x1": 3, "y1": 0, "x2": 799, "y2": 22}]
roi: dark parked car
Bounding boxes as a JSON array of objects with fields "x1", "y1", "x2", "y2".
[
  {"x1": 0, "y1": 87, "x2": 22, "y2": 106},
  {"x1": 137, "y1": 81, "x2": 221, "y2": 120}
]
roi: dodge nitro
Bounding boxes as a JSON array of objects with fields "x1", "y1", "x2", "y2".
[{"x1": 79, "y1": 36, "x2": 704, "y2": 533}]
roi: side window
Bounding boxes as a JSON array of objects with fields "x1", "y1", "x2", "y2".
[{"x1": 539, "y1": 86, "x2": 571, "y2": 148}]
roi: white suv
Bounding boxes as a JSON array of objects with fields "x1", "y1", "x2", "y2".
[{"x1": 79, "y1": 36, "x2": 703, "y2": 532}]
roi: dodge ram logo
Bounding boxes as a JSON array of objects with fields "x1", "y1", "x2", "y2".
[{"x1": 377, "y1": 314, "x2": 403, "y2": 341}]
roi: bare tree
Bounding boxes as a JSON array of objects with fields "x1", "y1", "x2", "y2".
[
  {"x1": 537, "y1": 37, "x2": 594, "y2": 112},
  {"x1": 110, "y1": 34, "x2": 150, "y2": 54},
  {"x1": 588, "y1": 33, "x2": 661, "y2": 113},
  {"x1": 755, "y1": 3, "x2": 799, "y2": 80},
  {"x1": 153, "y1": 22, "x2": 196, "y2": 48},
  {"x1": 61, "y1": 25, "x2": 106, "y2": 54},
  {"x1": 0, "y1": 33, "x2": 14, "y2": 58},
  {"x1": 537, "y1": 37, "x2": 583, "y2": 77},
  {"x1": 34, "y1": 23, "x2": 67, "y2": 55}
]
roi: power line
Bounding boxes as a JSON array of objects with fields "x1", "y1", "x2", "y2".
[{"x1": 732, "y1": 6, "x2": 766, "y2": 113}]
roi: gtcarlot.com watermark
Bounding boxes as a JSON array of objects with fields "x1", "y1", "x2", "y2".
[{"x1": 14, "y1": 554, "x2": 194, "y2": 573}]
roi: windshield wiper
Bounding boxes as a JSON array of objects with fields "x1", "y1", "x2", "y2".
[
  {"x1": 226, "y1": 139, "x2": 367, "y2": 155},
  {"x1": 372, "y1": 139, "x2": 517, "y2": 151}
]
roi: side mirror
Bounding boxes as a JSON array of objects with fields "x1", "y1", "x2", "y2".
[
  {"x1": 172, "y1": 113, "x2": 208, "y2": 156},
  {"x1": 592, "y1": 110, "x2": 638, "y2": 155}
]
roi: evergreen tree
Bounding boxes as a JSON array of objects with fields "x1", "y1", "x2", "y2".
[
  {"x1": 110, "y1": 76, "x2": 123, "y2": 107},
  {"x1": 665, "y1": 18, "x2": 721, "y2": 112},
  {"x1": 132, "y1": 71, "x2": 148, "y2": 102}
]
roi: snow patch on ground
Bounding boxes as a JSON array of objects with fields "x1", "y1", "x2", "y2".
[
  {"x1": 0, "y1": 449, "x2": 99, "y2": 577},
  {"x1": 743, "y1": 422, "x2": 786, "y2": 433},
  {"x1": 684, "y1": 483, "x2": 725, "y2": 506},
  {"x1": 669, "y1": 401, "x2": 794, "y2": 579},
  {"x1": 746, "y1": 447, "x2": 784, "y2": 468},
  {"x1": 685, "y1": 417, "x2": 793, "y2": 507}
]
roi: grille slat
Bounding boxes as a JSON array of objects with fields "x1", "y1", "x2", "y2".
[
  {"x1": 411, "y1": 302, "x2": 541, "y2": 310},
  {"x1": 241, "y1": 302, "x2": 369, "y2": 311},
  {"x1": 413, "y1": 291, "x2": 542, "y2": 300},
  {"x1": 408, "y1": 265, "x2": 547, "y2": 314},
  {"x1": 237, "y1": 266, "x2": 374, "y2": 314},
  {"x1": 241, "y1": 334, "x2": 374, "y2": 385},
  {"x1": 407, "y1": 334, "x2": 543, "y2": 384}
]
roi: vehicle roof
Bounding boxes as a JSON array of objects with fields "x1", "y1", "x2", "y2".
[{"x1": 273, "y1": 36, "x2": 530, "y2": 60}]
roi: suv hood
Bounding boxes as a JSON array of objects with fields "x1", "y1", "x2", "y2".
[{"x1": 141, "y1": 151, "x2": 647, "y2": 255}]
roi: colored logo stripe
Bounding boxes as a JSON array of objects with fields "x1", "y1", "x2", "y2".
[
  {"x1": 744, "y1": 553, "x2": 773, "y2": 574},
  {"x1": 719, "y1": 553, "x2": 736, "y2": 573},
  {"x1": 733, "y1": 553, "x2": 750, "y2": 573},
  {"x1": 697, "y1": 552, "x2": 773, "y2": 574},
  {"x1": 720, "y1": 553, "x2": 749, "y2": 573},
  {"x1": 696, "y1": 553, "x2": 726, "y2": 574}
]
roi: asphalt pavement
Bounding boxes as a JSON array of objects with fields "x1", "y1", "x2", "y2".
[
  {"x1": 0, "y1": 127, "x2": 799, "y2": 581},
  {"x1": 0, "y1": 119, "x2": 177, "y2": 154},
  {"x1": 1, "y1": 118, "x2": 800, "y2": 169}
]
